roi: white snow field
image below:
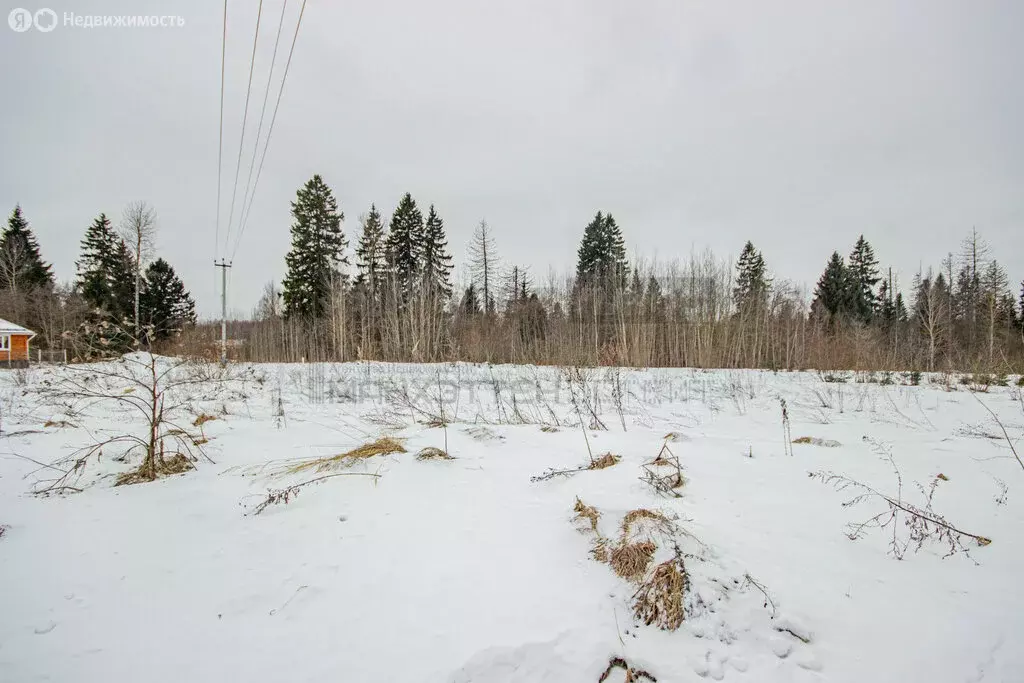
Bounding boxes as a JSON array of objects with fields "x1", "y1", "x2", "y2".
[{"x1": 0, "y1": 359, "x2": 1022, "y2": 682}]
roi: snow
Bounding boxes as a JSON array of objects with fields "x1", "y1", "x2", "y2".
[{"x1": 1, "y1": 361, "x2": 1022, "y2": 682}]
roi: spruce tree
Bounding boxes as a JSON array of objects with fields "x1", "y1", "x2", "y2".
[
  {"x1": 281, "y1": 175, "x2": 347, "y2": 320},
  {"x1": 847, "y1": 235, "x2": 880, "y2": 323},
  {"x1": 732, "y1": 241, "x2": 770, "y2": 312},
  {"x1": 110, "y1": 239, "x2": 137, "y2": 323},
  {"x1": 420, "y1": 205, "x2": 453, "y2": 299},
  {"x1": 812, "y1": 252, "x2": 852, "y2": 320},
  {"x1": 76, "y1": 213, "x2": 123, "y2": 312},
  {"x1": 354, "y1": 204, "x2": 387, "y2": 293},
  {"x1": 1019, "y1": 281, "x2": 1024, "y2": 330},
  {"x1": 384, "y1": 193, "x2": 424, "y2": 303},
  {"x1": 140, "y1": 258, "x2": 196, "y2": 342},
  {"x1": 0, "y1": 205, "x2": 54, "y2": 293},
  {"x1": 461, "y1": 283, "x2": 481, "y2": 315},
  {"x1": 575, "y1": 211, "x2": 628, "y2": 286}
]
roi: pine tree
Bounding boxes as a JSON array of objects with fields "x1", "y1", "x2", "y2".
[
  {"x1": 847, "y1": 235, "x2": 880, "y2": 323},
  {"x1": 0, "y1": 205, "x2": 54, "y2": 293},
  {"x1": 732, "y1": 241, "x2": 770, "y2": 312},
  {"x1": 419, "y1": 205, "x2": 453, "y2": 298},
  {"x1": 140, "y1": 258, "x2": 196, "y2": 342},
  {"x1": 575, "y1": 211, "x2": 628, "y2": 286},
  {"x1": 281, "y1": 175, "x2": 347, "y2": 320},
  {"x1": 811, "y1": 252, "x2": 852, "y2": 321},
  {"x1": 384, "y1": 193, "x2": 424, "y2": 303}
]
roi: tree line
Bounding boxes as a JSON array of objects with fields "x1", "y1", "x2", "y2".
[
  {"x1": 237, "y1": 174, "x2": 1024, "y2": 373},
  {"x1": 0, "y1": 203, "x2": 195, "y2": 357}
]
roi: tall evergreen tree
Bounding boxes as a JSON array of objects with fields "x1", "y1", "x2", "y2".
[
  {"x1": 1019, "y1": 280, "x2": 1024, "y2": 330},
  {"x1": 575, "y1": 211, "x2": 628, "y2": 286},
  {"x1": 354, "y1": 204, "x2": 387, "y2": 293},
  {"x1": 420, "y1": 205, "x2": 453, "y2": 298},
  {"x1": 460, "y1": 282, "x2": 481, "y2": 316},
  {"x1": 732, "y1": 241, "x2": 770, "y2": 312},
  {"x1": 847, "y1": 235, "x2": 880, "y2": 323},
  {"x1": 76, "y1": 213, "x2": 124, "y2": 312},
  {"x1": 384, "y1": 193, "x2": 424, "y2": 303},
  {"x1": 811, "y1": 252, "x2": 852, "y2": 321},
  {"x1": 0, "y1": 205, "x2": 53, "y2": 293},
  {"x1": 140, "y1": 258, "x2": 196, "y2": 342},
  {"x1": 281, "y1": 175, "x2": 347, "y2": 320}
]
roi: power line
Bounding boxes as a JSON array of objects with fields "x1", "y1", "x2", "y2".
[
  {"x1": 230, "y1": 0, "x2": 308, "y2": 263},
  {"x1": 234, "y1": 0, "x2": 289, "y2": 253},
  {"x1": 214, "y1": 0, "x2": 228, "y2": 260},
  {"x1": 222, "y1": 0, "x2": 265, "y2": 257}
]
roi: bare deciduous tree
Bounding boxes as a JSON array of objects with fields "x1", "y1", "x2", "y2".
[
  {"x1": 119, "y1": 201, "x2": 157, "y2": 344},
  {"x1": 467, "y1": 220, "x2": 499, "y2": 315}
]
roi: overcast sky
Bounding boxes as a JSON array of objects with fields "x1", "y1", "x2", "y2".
[{"x1": 1, "y1": 0, "x2": 1021, "y2": 318}]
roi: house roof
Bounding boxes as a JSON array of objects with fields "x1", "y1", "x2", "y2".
[{"x1": 0, "y1": 318, "x2": 36, "y2": 336}]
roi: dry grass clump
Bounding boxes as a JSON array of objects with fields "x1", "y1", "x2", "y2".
[
  {"x1": 286, "y1": 437, "x2": 406, "y2": 475},
  {"x1": 416, "y1": 446, "x2": 454, "y2": 461},
  {"x1": 793, "y1": 436, "x2": 841, "y2": 447},
  {"x1": 540, "y1": 425, "x2": 559, "y2": 433},
  {"x1": 589, "y1": 453, "x2": 620, "y2": 470},
  {"x1": 192, "y1": 413, "x2": 218, "y2": 427},
  {"x1": 621, "y1": 509, "x2": 670, "y2": 536},
  {"x1": 610, "y1": 540, "x2": 656, "y2": 582},
  {"x1": 590, "y1": 536, "x2": 610, "y2": 563},
  {"x1": 598, "y1": 656, "x2": 657, "y2": 682},
  {"x1": 574, "y1": 497, "x2": 601, "y2": 532},
  {"x1": 569, "y1": 501, "x2": 690, "y2": 631},
  {"x1": 43, "y1": 420, "x2": 76, "y2": 429},
  {"x1": 115, "y1": 452, "x2": 194, "y2": 486},
  {"x1": 663, "y1": 432, "x2": 684, "y2": 442},
  {"x1": 632, "y1": 555, "x2": 687, "y2": 631}
]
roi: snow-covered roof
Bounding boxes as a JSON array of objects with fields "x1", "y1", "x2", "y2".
[{"x1": 0, "y1": 318, "x2": 35, "y2": 336}]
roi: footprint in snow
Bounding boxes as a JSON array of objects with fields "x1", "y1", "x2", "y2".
[{"x1": 34, "y1": 621, "x2": 57, "y2": 635}]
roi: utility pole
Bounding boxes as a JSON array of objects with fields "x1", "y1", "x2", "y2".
[{"x1": 215, "y1": 260, "x2": 232, "y2": 365}]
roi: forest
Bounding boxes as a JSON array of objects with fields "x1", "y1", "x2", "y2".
[{"x1": 1, "y1": 177, "x2": 1021, "y2": 373}]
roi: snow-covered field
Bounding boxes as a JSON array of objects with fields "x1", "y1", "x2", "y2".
[{"x1": 1, "y1": 359, "x2": 1022, "y2": 682}]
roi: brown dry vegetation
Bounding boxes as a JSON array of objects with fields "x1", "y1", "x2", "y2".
[
  {"x1": 416, "y1": 446, "x2": 454, "y2": 461},
  {"x1": 632, "y1": 556, "x2": 688, "y2": 631},
  {"x1": 285, "y1": 437, "x2": 406, "y2": 475}
]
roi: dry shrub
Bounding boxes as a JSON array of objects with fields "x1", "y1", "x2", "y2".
[
  {"x1": 589, "y1": 453, "x2": 620, "y2": 470},
  {"x1": 643, "y1": 442, "x2": 685, "y2": 496},
  {"x1": 115, "y1": 452, "x2": 194, "y2": 486},
  {"x1": 192, "y1": 413, "x2": 218, "y2": 427},
  {"x1": 574, "y1": 497, "x2": 601, "y2": 533},
  {"x1": 416, "y1": 447, "x2": 454, "y2": 461},
  {"x1": 286, "y1": 437, "x2": 406, "y2": 475},
  {"x1": 793, "y1": 436, "x2": 841, "y2": 447},
  {"x1": 610, "y1": 541, "x2": 656, "y2": 582},
  {"x1": 598, "y1": 656, "x2": 657, "y2": 682},
  {"x1": 632, "y1": 556, "x2": 687, "y2": 631}
]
